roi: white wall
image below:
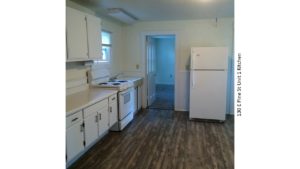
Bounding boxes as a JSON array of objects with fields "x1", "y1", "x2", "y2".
[
  {"x1": 155, "y1": 38, "x2": 175, "y2": 85},
  {"x1": 100, "y1": 19, "x2": 125, "y2": 76},
  {"x1": 123, "y1": 18, "x2": 234, "y2": 113}
]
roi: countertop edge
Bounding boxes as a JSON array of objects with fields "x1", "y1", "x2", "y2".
[{"x1": 66, "y1": 89, "x2": 117, "y2": 116}]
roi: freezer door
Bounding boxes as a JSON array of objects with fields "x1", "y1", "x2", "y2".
[
  {"x1": 191, "y1": 47, "x2": 228, "y2": 70},
  {"x1": 189, "y1": 70, "x2": 227, "y2": 120}
]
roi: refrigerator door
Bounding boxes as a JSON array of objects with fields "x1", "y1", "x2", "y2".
[
  {"x1": 191, "y1": 47, "x2": 228, "y2": 70},
  {"x1": 189, "y1": 70, "x2": 227, "y2": 120}
]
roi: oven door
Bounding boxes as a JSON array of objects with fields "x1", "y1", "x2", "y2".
[{"x1": 118, "y1": 87, "x2": 134, "y2": 120}]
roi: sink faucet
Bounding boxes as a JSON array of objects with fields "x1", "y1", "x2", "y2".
[{"x1": 110, "y1": 73, "x2": 123, "y2": 81}]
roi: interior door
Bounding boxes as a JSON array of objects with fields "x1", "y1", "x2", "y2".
[{"x1": 146, "y1": 36, "x2": 156, "y2": 106}]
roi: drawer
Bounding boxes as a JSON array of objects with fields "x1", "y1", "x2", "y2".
[
  {"x1": 66, "y1": 110, "x2": 83, "y2": 128},
  {"x1": 109, "y1": 94, "x2": 117, "y2": 103},
  {"x1": 84, "y1": 99, "x2": 108, "y2": 118}
]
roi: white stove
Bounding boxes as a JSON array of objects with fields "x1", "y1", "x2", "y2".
[
  {"x1": 88, "y1": 68, "x2": 135, "y2": 131},
  {"x1": 95, "y1": 80, "x2": 133, "y2": 91}
]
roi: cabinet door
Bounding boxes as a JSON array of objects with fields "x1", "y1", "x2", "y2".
[
  {"x1": 84, "y1": 111, "x2": 99, "y2": 147},
  {"x1": 66, "y1": 7, "x2": 88, "y2": 61},
  {"x1": 109, "y1": 95, "x2": 118, "y2": 127},
  {"x1": 86, "y1": 14, "x2": 101, "y2": 59},
  {"x1": 66, "y1": 122, "x2": 84, "y2": 162},
  {"x1": 98, "y1": 107, "x2": 109, "y2": 137},
  {"x1": 137, "y1": 85, "x2": 142, "y2": 110},
  {"x1": 133, "y1": 87, "x2": 138, "y2": 114}
]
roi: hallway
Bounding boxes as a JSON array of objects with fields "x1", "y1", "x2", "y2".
[{"x1": 148, "y1": 84, "x2": 174, "y2": 110}]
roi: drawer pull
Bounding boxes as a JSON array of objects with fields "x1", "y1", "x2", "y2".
[{"x1": 71, "y1": 117, "x2": 78, "y2": 122}]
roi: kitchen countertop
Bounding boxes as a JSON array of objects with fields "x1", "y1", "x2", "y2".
[{"x1": 66, "y1": 87, "x2": 117, "y2": 116}]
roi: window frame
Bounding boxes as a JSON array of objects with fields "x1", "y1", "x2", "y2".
[{"x1": 97, "y1": 30, "x2": 112, "y2": 63}]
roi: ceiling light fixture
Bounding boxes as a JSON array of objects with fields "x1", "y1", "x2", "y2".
[{"x1": 107, "y1": 8, "x2": 138, "y2": 24}]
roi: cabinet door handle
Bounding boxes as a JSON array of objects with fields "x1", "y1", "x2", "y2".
[
  {"x1": 99, "y1": 113, "x2": 101, "y2": 120},
  {"x1": 112, "y1": 97, "x2": 115, "y2": 101},
  {"x1": 109, "y1": 107, "x2": 112, "y2": 112},
  {"x1": 80, "y1": 123, "x2": 84, "y2": 132},
  {"x1": 71, "y1": 117, "x2": 78, "y2": 122},
  {"x1": 95, "y1": 115, "x2": 98, "y2": 122}
]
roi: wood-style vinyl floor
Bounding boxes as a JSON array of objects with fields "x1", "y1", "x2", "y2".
[{"x1": 69, "y1": 109, "x2": 234, "y2": 169}]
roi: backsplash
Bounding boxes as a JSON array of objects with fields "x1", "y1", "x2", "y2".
[
  {"x1": 66, "y1": 62, "x2": 114, "y2": 95},
  {"x1": 66, "y1": 62, "x2": 90, "y2": 95}
]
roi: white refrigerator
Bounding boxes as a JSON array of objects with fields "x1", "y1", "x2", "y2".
[{"x1": 189, "y1": 47, "x2": 228, "y2": 121}]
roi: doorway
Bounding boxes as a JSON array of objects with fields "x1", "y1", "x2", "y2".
[{"x1": 146, "y1": 35, "x2": 175, "y2": 110}]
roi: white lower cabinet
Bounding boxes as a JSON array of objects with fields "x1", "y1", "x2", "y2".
[
  {"x1": 97, "y1": 107, "x2": 109, "y2": 136},
  {"x1": 133, "y1": 87, "x2": 138, "y2": 114},
  {"x1": 83, "y1": 110, "x2": 99, "y2": 147},
  {"x1": 66, "y1": 111, "x2": 84, "y2": 163},
  {"x1": 83, "y1": 99, "x2": 109, "y2": 147},
  {"x1": 66, "y1": 95, "x2": 117, "y2": 166},
  {"x1": 108, "y1": 94, "x2": 118, "y2": 128},
  {"x1": 137, "y1": 85, "x2": 142, "y2": 111}
]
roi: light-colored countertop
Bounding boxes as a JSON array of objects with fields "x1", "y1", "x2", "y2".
[{"x1": 66, "y1": 87, "x2": 117, "y2": 116}]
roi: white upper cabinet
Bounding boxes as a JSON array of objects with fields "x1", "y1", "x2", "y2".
[
  {"x1": 66, "y1": 7, "x2": 88, "y2": 61},
  {"x1": 66, "y1": 7, "x2": 102, "y2": 62},
  {"x1": 86, "y1": 14, "x2": 102, "y2": 59}
]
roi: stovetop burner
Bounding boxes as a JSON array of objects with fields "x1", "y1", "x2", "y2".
[{"x1": 93, "y1": 79, "x2": 133, "y2": 91}]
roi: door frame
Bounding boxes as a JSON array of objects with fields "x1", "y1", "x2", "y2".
[
  {"x1": 140, "y1": 31, "x2": 179, "y2": 109},
  {"x1": 145, "y1": 36, "x2": 156, "y2": 106}
]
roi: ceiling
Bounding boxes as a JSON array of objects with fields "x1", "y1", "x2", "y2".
[{"x1": 72, "y1": 0, "x2": 234, "y2": 23}]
